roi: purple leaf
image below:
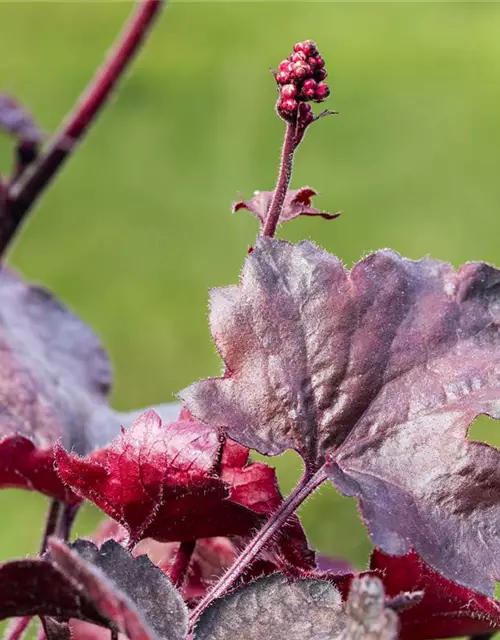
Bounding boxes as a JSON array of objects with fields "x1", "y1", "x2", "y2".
[
  {"x1": 0, "y1": 267, "x2": 179, "y2": 501},
  {"x1": 0, "y1": 94, "x2": 42, "y2": 144},
  {"x1": 193, "y1": 574, "x2": 345, "y2": 640},
  {"x1": 182, "y1": 237, "x2": 500, "y2": 594},
  {"x1": 233, "y1": 187, "x2": 339, "y2": 227}
]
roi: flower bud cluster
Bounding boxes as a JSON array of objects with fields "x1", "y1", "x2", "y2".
[{"x1": 275, "y1": 40, "x2": 330, "y2": 122}]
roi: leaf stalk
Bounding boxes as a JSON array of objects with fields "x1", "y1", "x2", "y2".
[
  {"x1": 261, "y1": 122, "x2": 296, "y2": 238},
  {"x1": 188, "y1": 464, "x2": 328, "y2": 631}
]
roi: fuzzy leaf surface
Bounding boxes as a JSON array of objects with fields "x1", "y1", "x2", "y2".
[
  {"x1": 182, "y1": 237, "x2": 500, "y2": 593},
  {"x1": 370, "y1": 549, "x2": 500, "y2": 639},
  {"x1": 55, "y1": 410, "x2": 314, "y2": 569},
  {"x1": 194, "y1": 574, "x2": 345, "y2": 640},
  {"x1": 233, "y1": 187, "x2": 339, "y2": 227}
]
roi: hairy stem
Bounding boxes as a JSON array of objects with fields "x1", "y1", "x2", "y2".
[
  {"x1": 261, "y1": 122, "x2": 296, "y2": 238},
  {"x1": 40, "y1": 499, "x2": 62, "y2": 554},
  {"x1": 3, "y1": 617, "x2": 31, "y2": 640},
  {"x1": 1, "y1": 0, "x2": 165, "y2": 257},
  {"x1": 188, "y1": 464, "x2": 328, "y2": 630},
  {"x1": 169, "y1": 540, "x2": 196, "y2": 589}
]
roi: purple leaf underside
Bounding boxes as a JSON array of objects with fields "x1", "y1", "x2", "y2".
[{"x1": 182, "y1": 237, "x2": 500, "y2": 595}]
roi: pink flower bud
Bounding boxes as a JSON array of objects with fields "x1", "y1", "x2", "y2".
[
  {"x1": 276, "y1": 70, "x2": 291, "y2": 85},
  {"x1": 314, "y1": 68, "x2": 327, "y2": 82},
  {"x1": 292, "y1": 62, "x2": 311, "y2": 81},
  {"x1": 290, "y1": 51, "x2": 307, "y2": 63},
  {"x1": 279, "y1": 60, "x2": 293, "y2": 74},
  {"x1": 301, "y1": 78, "x2": 317, "y2": 100},
  {"x1": 313, "y1": 82, "x2": 330, "y2": 102},
  {"x1": 279, "y1": 98, "x2": 298, "y2": 113},
  {"x1": 281, "y1": 84, "x2": 297, "y2": 99},
  {"x1": 315, "y1": 55, "x2": 325, "y2": 69},
  {"x1": 294, "y1": 40, "x2": 318, "y2": 57}
]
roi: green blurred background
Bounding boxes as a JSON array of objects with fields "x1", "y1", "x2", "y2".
[{"x1": 1, "y1": 0, "x2": 500, "y2": 588}]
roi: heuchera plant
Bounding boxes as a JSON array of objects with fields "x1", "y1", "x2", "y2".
[{"x1": 2, "y1": 1, "x2": 500, "y2": 639}]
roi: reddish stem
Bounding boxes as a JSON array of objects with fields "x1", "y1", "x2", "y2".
[
  {"x1": 1, "y1": 0, "x2": 165, "y2": 256},
  {"x1": 40, "y1": 499, "x2": 62, "y2": 554},
  {"x1": 187, "y1": 464, "x2": 328, "y2": 631},
  {"x1": 3, "y1": 617, "x2": 31, "y2": 640},
  {"x1": 57, "y1": 503, "x2": 80, "y2": 542},
  {"x1": 261, "y1": 122, "x2": 296, "y2": 238},
  {"x1": 169, "y1": 540, "x2": 196, "y2": 589}
]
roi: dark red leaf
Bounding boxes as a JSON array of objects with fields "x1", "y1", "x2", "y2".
[
  {"x1": 182, "y1": 237, "x2": 500, "y2": 594},
  {"x1": 55, "y1": 410, "x2": 314, "y2": 571},
  {"x1": 233, "y1": 187, "x2": 339, "y2": 227},
  {"x1": 370, "y1": 549, "x2": 500, "y2": 640},
  {"x1": 0, "y1": 557, "x2": 104, "y2": 624},
  {"x1": 193, "y1": 574, "x2": 345, "y2": 640},
  {"x1": 0, "y1": 267, "x2": 179, "y2": 502},
  {"x1": 54, "y1": 412, "x2": 229, "y2": 544},
  {"x1": 49, "y1": 539, "x2": 188, "y2": 640},
  {"x1": 0, "y1": 435, "x2": 76, "y2": 502},
  {"x1": 0, "y1": 539, "x2": 188, "y2": 640}
]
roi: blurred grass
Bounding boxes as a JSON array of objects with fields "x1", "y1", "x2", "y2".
[{"x1": 0, "y1": 0, "x2": 500, "y2": 588}]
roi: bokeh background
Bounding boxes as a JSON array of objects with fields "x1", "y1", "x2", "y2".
[{"x1": 1, "y1": 0, "x2": 500, "y2": 599}]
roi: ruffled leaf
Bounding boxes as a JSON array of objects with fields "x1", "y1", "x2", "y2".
[
  {"x1": 182, "y1": 237, "x2": 500, "y2": 594},
  {"x1": 55, "y1": 410, "x2": 314, "y2": 571},
  {"x1": 370, "y1": 549, "x2": 500, "y2": 639},
  {"x1": 194, "y1": 574, "x2": 345, "y2": 640}
]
